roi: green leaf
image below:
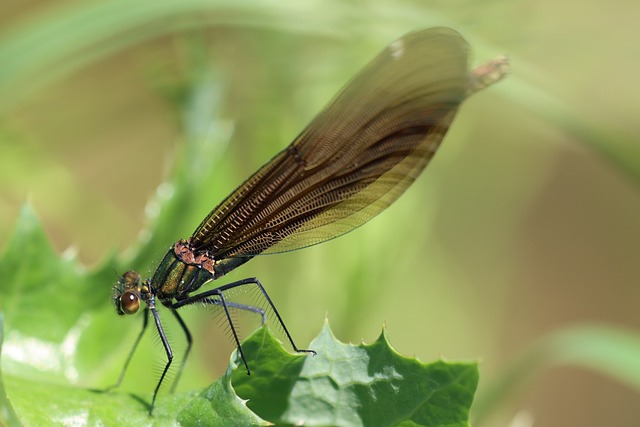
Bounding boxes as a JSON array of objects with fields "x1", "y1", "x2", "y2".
[
  {"x1": 233, "y1": 324, "x2": 479, "y2": 427},
  {"x1": 0, "y1": 203, "x2": 113, "y2": 385},
  {"x1": 0, "y1": 314, "x2": 21, "y2": 427},
  {"x1": 2, "y1": 361, "x2": 264, "y2": 427},
  {"x1": 0, "y1": 204, "x2": 265, "y2": 426},
  {"x1": 0, "y1": 206, "x2": 477, "y2": 426}
]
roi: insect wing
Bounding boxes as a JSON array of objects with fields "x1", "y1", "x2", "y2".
[{"x1": 191, "y1": 27, "x2": 469, "y2": 259}]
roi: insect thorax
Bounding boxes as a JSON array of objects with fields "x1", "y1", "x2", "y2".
[{"x1": 151, "y1": 239, "x2": 216, "y2": 300}]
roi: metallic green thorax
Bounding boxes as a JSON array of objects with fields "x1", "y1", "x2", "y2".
[
  {"x1": 111, "y1": 238, "x2": 254, "y2": 314},
  {"x1": 152, "y1": 240, "x2": 216, "y2": 301}
]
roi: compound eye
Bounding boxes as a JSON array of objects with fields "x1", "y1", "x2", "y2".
[{"x1": 120, "y1": 291, "x2": 140, "y2": 315}]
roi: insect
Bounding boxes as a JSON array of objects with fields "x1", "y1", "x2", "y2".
[{"x1": 110, "y1": 27, "x2": 508, "y2": 414}]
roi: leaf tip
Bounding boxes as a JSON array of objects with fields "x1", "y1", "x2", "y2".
[
  {"x1": 320, "y1": 316, "x2": 336, "y2": 338},
  {"x1": 14, "y1": 200, "x2": 42, "y2": 234}
]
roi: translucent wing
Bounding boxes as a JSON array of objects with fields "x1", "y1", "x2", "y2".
[{"x1": 190, "y1": 27, "x2": 469, "y2": 259}]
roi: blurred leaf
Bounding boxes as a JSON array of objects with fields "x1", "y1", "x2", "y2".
[
  {"x1": 123, "y1": 37, "x2": 235, "y2": 271},
  {"x1": 474, "y1": 324, "x2": 640, "y2": 425},
  {"x1": 0, "y1": 0, "x2": 348, "y2": 114},
  {"x1": 3, "y1": 358, "x2": 263, "y2": 426},
  {"x1": 545, "y1": 325, "x2": 640, "y2": 385},
  {"x1": 233, "y1": 324, "x2": 479, "y2": 427},
  {"x1": 0, "y1": 204, "x2": 258, "y2": 425},
  {"x1": 3, "y1": 0, "x2": 637, "y2": 187},
  {"x1": 0, "y1": 314, "x2": 21, "y2": 427},
  {"x1": 497, "y1": 72, "x2": 640, "y2": 185},
  {"x1": 0, "y1": 204, "x2": 117, "y2": 385}
]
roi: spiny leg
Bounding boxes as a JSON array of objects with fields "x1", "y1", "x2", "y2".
[
  {"x1": 172, "y1": 277, "x2": 316, "y2": 356},
  {"x1": 172, "y1": 288, "x2": 253, "y2": 374},
  {"x1": 105, "y1": 307, "x2": 149, "y2": 391},
  {"x1": 149, "y1": 305, "x2": 173, "y2": 415},
  {"x1": 200, "y1": 297, "x2": 267, "y2": 325},
  {"x1": 168, "y1": 308, "x2": 191, "y2": 395},
  {"x1": 219, "y1": 278, "x2": 315, "y2": 355},
  {"x1": 217, "y1": 290, "x2": 251, "y2": 374},
  {"x1": 200, "y1": 297, "x2": 267, "y2": 369},
  {"x1": 164, "y1": 296, "x2": 268, "y2": 391},
  {"x1": 166, "y1": 302, "x2": 265, "y2": 394}
]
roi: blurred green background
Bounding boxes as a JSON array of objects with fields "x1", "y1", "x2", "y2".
[{"x1": 1, "y1": 0, "x2": 640, "y2": 426}]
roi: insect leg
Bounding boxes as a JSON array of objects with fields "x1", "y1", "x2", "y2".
[
  {"x1": 172, "y1": 288, "x2": 251, "y2": 374},
  {"x1": 218, "y1": 278, "x2": 316, "y2": 356},
  {"x1": 173, "y1": 278, "x2": 316, "y2": 356},
  {"x1": 168, "y1": 308, "x2": 191, "y2": 394},
  {"x1": 105, "y1": 307, "x2": 149, "y2": 391},
  {"x1": 200, "y1": 297, "x2": 267, "y2": 324},
  {"x1": 149, "y1": 305, "x2": 173, "y2": 415}
]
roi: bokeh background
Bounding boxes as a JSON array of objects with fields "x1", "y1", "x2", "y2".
[{"x1": 1, "y1": 0, "x2": 640, "y2": 426}]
